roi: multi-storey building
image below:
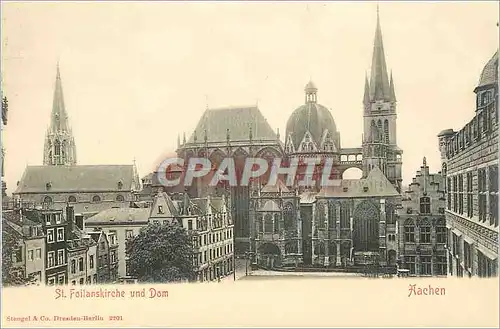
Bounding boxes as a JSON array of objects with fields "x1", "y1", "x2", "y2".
[
  {"x1": 438, "y1": 50, "x2": 498, "y2": 278},
  {"x1": 85, "y1": 208, "x2": 150, "y2": 279},
  {"x1": 397, "y1": 158, "x2": 447, "y2": 276},
  {"x1": 88, "y1": 230, "x2": 119, "y2": 283},
  {"x1": 2, "y1": 210, "x2": 46, "y2": 284},
  {"x1": 23, "y1": 207, "x2": 69, "y2": 285},
  {"x1": 148, "y1": 189, "x2": 235, "y2": 282}
]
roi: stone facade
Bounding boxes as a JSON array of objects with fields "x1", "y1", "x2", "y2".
[
  {"x1": 397, "y1": 158, "x2": 447, "y2": 276},
  {"x1": 84, "y1": 208, "x2": 150, "y2": 279},
  {"x1": 148, "y1": 190, "x2": 235, "y2": 282},
  {"x1": 438, "y1": 51, "x2": 498, "y2": 278}
]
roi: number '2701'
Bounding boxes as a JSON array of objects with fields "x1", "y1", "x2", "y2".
[{"x1": 109, "y1": 316, "x2": 123, "y2": 321}]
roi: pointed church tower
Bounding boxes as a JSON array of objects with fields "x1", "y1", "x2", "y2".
[
  {"x1": 362, "y1": 6, "x2": 402, "y2": 193},
  {"x1": 43, "y1": 64, "x2": 77, "y2": 166}
]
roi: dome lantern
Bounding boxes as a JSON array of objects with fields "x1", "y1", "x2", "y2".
[{"x1": 305, "y1": 80, "x2": 318, "y2": 104}]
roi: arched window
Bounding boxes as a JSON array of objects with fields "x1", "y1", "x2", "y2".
[
  {"x1": 283, "y1": 202, "x2": 295, "y2": 231},
  {"x1": 68, "y1": 195, "x2": 77, "y2": 203},
  {"x1": 116, "y1": 195, "x2": 125, "y2": 202},
  {"x1": 117, "y1": 181, "x2": 123, "y2": 190},
  {"x1": 54, "y1": 140, "x2": 61, "y2": 156},
  {"x1": 273, "y1": 214, "x2": 280, "y2": 234},
  {"x1": 404, "y1": 219, "x2": 415, "y2": 243},
  {"x1": 384, "y1": 119, "x2": 389, "y2": 144},
  {"x1": 377, "y1": 120, "x2": 383, "y2": 141},
  {"x1": 315, "y1": 201, "x2": 326, "y2": 229},
  {"x1": 420, "y1": 218, "x2": 431, "y2": 243},
  {"x1": 327, "y1": 201, "x2": 336, "y2": 229},
  {"x1": 264, "y1": 214, "x2": 273, "y2": 233},
  {"x1": 43, "y1": 196, "x2": 53, "y2": 205},
  {"x1": 92, "y1": 195, "x2": 101, "y2": 203}
]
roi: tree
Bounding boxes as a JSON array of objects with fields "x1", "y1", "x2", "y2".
[
  {"x1": 126, "y1": 221, "x2": 196, "y2": 283},
  {"x1": 2, "y1": 229, "x2": 32, "y2": 286}
]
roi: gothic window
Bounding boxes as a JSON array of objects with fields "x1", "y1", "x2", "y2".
[
  {"x1": 54, "y1": 140, "x2": 61, "y2": 156},
  {"x1": 377, "y1": 120, "x2": 383, "y2": 141},
  {"x1": 339, "y1": 203, "x2": 350, "y2": 229},
  {"x1": 68, "y1": 196, "x2": 77, "y2": 203},
  {"x1": 264, "y1": 214, "x2": 273, "y2": 233},
  {"x1": 419, "y1": 219, "x2": 431, "y2": 243},
  {"x1": 92, "y1": 195, "x2": 102, "y2": 203},
  {"x1": 315, "y1": 201, "x2": 326, "y2": 229},
  {"x1": 283, "y1": 202, "x2": 295, "y2": 231},
  {"x1": 273, "y1": 214, "x2": 280, "y2": 234},
  {"x1": 404, "y1": 219, "x2": 415, "y2": 243},
  {"x1": 370, "y1": 120, "x2": 378, "y2": 142},
  {"x1": 385, "y1": 203, "x2": 395, "y2": 224},
  {"x1": 383, "y1": 119, "x2": 389, "y2": 144},
  {"x1": 328, "y1": 201, "x2": 336, "y2": 229},
  {"x1": 419, "y1": 197, "x2": 431, "y2": 214},
  {"x1": 352, "y1": 201, "x2": 379, "y2": 251},
  {"x1": 116, "y1": 195, "x2": 125, "y2": 202}
]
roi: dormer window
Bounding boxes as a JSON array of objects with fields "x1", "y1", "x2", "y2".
[
  {"x1": 117, "y1": 181, "x2": 123, "y2": 190},
  {"x1": 343, "y1": 187, "x2": 348, "y2": 192},
  {"x1": 363, "y1": 186, "x2": 368, "y2": 192},
  {"x1": 92, "y1": 195, "x2": 101, "y2": 203},
  {"x1": 158, "y1": 205, "x2": 164, "y2": 214},
  {"x1": 46, "y1": 182, "x2": 52, "y2": 191}
]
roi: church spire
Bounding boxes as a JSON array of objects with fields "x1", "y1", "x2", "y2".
[
  {"x1": 389, "y1": 70, "x2": 396, "y2": 102},
  {"x1": 363, "y1": 72, "x2": 371, "y2": 107},
  {"x1": 43, "y1": 64, "x2": 77, "y2": 166},
  {"x1": 369, "y1": 6, "x2": 391, "y2": 102}
]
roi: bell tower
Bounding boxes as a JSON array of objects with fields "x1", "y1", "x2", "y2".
[
  {"x1": 43, "y1": 64, "x2": 77, "y2": 166},
  {"x1": 362, "y1": 6, "x2": 402, "y2": 192}
]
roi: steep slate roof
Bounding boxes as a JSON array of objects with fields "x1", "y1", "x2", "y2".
[
  {"x1": 318, "y1": 167, "x2": 400, "y2": 198},
  {"x1": 187, "y1": 106, "x2": 277, "y2": 143},
  {"x1": 85, "y1": 208, "x2": 150, "y2": 225},
  {"x1": 15, "y1": 165, "x2": 136, "y2": 194},
  {"x1": 149, "y1": 191, "x2": 180, "y2": 218}
]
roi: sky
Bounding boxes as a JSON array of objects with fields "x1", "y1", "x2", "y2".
[{"x1": 1, "y1": 1, "x2": 498, "y2": 194}]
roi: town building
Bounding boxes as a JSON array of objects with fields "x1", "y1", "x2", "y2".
[
  {"x1": 11, "y1": 65, "x2": 142, "y2": 217},
  {"x1": 84, "y1": 207, "x2": 150, "y2": 279},
  {"x1": 149, "y1": 189, "x2": 235, "y2": 282},
  {"x1": 2, "y1": 210, "x2": 46, "y2": 284},
  {"x1": 22, "y1": 208, "x2": 69, "y2": 285},
  {"x1": 438, "y1": 50, "x2": 498, "y2": 278},
  {"x1": 87, "y1": 230, "x2": 119, "y2": 283},
  {"x1": 397, "y1": 158, "x2": 447, "y2": 276}
]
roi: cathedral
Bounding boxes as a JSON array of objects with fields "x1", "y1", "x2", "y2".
[{"x1": 144, "y1": 9, "x2": 404, "y2": 269}]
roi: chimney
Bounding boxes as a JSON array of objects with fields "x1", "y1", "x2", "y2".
[
  {"x1": 75, "y1": 215, "x2": 84, "y2": 231},
  {"x1": 66, "y1": 205, "x2": 75, "y2": 238}
]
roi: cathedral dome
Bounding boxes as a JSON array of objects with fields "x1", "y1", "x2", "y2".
[
  {"x1": 477, "y1": 50, "x2": 498, "y2": 88},
  {"x1": 285, "y1": 81, "x2": 339, "y2": 151}
]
